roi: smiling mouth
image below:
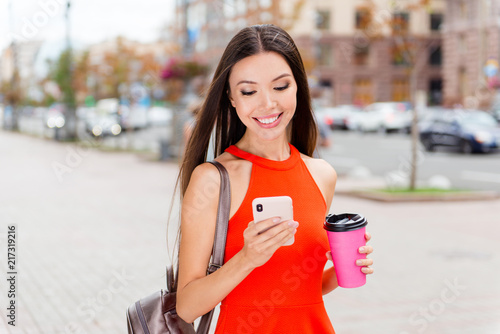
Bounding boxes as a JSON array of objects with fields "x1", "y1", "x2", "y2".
[{"x1": 254, "y1": 113, "x2": 283, "y2": 125}]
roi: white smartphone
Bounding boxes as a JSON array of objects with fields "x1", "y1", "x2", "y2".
[{"x1": 252, "y1": 196, "x2": 294, "y2": 246}]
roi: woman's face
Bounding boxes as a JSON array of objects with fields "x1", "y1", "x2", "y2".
[{"x1": 228, "y1": 52, "x2": 297, "y2": 142}]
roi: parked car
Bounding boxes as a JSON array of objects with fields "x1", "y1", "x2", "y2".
[
  {"x1": 345, "y1": 107, "x2": 366, "y2": 131},
  {"x1": 417, "y1": 106, "x2": 451, "y2": 132},
  {"x1": 357, "y1": 102, "x2": 412, "y2": 133},
  {"x1": 147, "y1": 106, "x2": 173, "y2": 127},
  {"x1": 119, "y1": 104, "x2": 149, "y2": 130},
  {"x1": 315, "y1": 105, "x2": 361, "y2": 130},
  {"x1": 489, "y1": 91, "x2": 500, "y2": 123},
  {"x1": 85, "y1": 99, "x2": 121, "y2": 137},
  {"x1": 44, "y1": 103, "x2": 66, "y2": 129},
  {"x1": 489, "y1": 105, "x2": 500, "y2": 123},
  {"x1": 419, "y1": 110, "x2": 500, "y2": 153}
]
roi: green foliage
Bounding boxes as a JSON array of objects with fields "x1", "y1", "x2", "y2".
[{"x1": 49, "y1": 48, "x2": 76, "y2": 109}]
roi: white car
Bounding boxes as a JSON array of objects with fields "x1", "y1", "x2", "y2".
[
  {"x1": 357, "y1": 102, "x2": 412, "y2": 133},
  {"x1": 44, "y1": 104, "x2": 66, "y2": 129},
  {"x1": 85, "y1": 99, "x2": 122, "y2": 137},
  {"x1": 147, "y1": 106, "x2": 173, "y2": 127},
  {"x1": 315, "y1": 105, "x2": 362, "y2": 130},
  {"x1": 120, "y1": 104, "x2": 149, "y2": 130}
]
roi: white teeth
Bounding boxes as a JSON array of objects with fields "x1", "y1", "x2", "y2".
[{"x1": 256, "y1": 114, "x2": 279, "y2": 124}]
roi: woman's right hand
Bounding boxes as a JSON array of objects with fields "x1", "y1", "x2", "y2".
[{"x1": 239, "y1": 217, "x2": 299, "y2": 269}]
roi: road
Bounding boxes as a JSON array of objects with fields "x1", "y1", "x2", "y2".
[{"x1": 319, "y1": 130, "x2": 500, "y2": 192}]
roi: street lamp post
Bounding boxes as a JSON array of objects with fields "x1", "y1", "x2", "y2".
[
  {"x1": 59, "y1": 0, "x2": 77, "y2": 141},
  {"x1": 7, "y1": 0, "x2": 20, "y2": 131}
]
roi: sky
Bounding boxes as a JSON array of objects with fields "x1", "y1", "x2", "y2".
[{"x1": 0, "y1": 0, "x2": 175, "y2": 57}]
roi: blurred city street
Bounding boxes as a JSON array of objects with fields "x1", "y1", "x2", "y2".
[
  {"x1": 2, "y1": 0, "x2": 500, "y2": 332},
  {"x1": 1, "y1": 130, "x2": 499, "y2": 333}
]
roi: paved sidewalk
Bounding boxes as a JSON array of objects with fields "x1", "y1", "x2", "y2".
[{"x1": 0, "y1": 130, "x2": 499, "y2": 333}]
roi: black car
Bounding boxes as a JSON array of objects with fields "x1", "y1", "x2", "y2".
[{"x1": 419, "y1": 110, "x2": 500, "y2": 153}]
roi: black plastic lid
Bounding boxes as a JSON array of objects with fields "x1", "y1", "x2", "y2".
[{"x1": 324, "y1": 213, "x2": 367, "y2": 232}]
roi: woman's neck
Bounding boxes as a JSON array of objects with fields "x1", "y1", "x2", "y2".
[{"x1": 235, "y1": 133, "x2": 291, "y2": 161}]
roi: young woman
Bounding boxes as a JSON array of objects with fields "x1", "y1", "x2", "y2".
[{"x1": 175, "y1": 24, "x2": 374, "y2": 333}]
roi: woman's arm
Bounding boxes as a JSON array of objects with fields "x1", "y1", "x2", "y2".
[
  {"x1": 307, "y1": 159, "x2": 340, "y2": 295},
  {"x1": 303, "y1": 157, "x2": 373, "y2": 294},
  {"x1": 322, "y1": 266, "x2": 339, "y2": 295},
  {"x1": 176, "y1": 162, "x2": 298, "y2": 323}
]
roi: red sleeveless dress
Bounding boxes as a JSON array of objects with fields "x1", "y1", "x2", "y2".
[{"x1": 214, "y1": 144, "x2": 335, "y2": 334}]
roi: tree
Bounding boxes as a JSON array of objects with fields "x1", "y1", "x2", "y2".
[
  {"x1": 1, "y1": 51, "x2": 21, "y2": 131},
  {"x1": 48, "y1": 48, "x2": 77, "y2": 140}
]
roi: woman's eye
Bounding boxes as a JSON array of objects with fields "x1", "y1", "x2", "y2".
[
  {"x1": 275, "y1": 83, "x2": 290, "y2": 91},
  {"x1": 241, "y1": 90, "x2": 256, "y2": 96}
]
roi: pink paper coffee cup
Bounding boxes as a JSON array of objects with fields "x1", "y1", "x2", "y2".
[{"x1": 324, "y1": 213, "x2": 368, "y2": 288}]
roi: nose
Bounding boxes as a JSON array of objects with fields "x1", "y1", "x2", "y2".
[{"x1": 261, "y1": 91, "x2": 277, "y2": 110}]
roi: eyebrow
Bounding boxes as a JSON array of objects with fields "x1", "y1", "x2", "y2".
[{"x1": 236, "y1": 73, "x2": 292, "y2": 86}]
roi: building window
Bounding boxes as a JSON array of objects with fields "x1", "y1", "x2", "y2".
[
  {"x1": 355, "y1": 8, "x2": 371, "y2": 30},
  {"x1": 319, "y1": 79, "x2": 332, "y2": 88},
  {"x1": 318, "y1": 44, "x2": 333, "y2": 66},
  {"x1": 459, "y1": 68, "x2": 467, "y2": 98},
  {"x1": 430, "y1": 13, "x2": 443, "y2": 31},
  {"x1": 392, "y1": 78, "x2": 410, "y2": 102},
  {"x1": 429, "y1": 79, "x2": 443, "y2": 105},
  {"x1": 353, "y1": 78, "x2": 373, "y2": 105},
  {"x1": 316, "y1": 10, "x2": 331, "y2": 30},
  {"x1": 354, "y1": 45, "x2": 369, "y2": 66},
  {"x1": 392, "y1": 43, "x2": 410, "y2": 66},
  {"x1": 429, "y1": 46, "x2": 442, "y2": 66},
  {"x1": 393, "y1": 12, "x2": 409, "y2": 34},
  {"x1": 459, "y1": 35, "x2": 467, "y2": 54},
  {"x1": 460, "y1": 0, "x2": 467, "y2": 19}
]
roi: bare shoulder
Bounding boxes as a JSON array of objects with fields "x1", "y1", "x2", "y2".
[
  {"x1": 182, "y1": 162, "x2": 222, "y2": 223},
  {"x1": 187, "y1": 151, "x2": 252, "y2": 196},
  {"x1": 301, "y1": 154, "x2": 337, "y2": 183},
  {"x1": 214, "y1": 151, "x2": 253, "y2": 218},
  {"x1": 188, "y1": 161, "x2": 222, "y2": 193},
  {"x1": 215, "y1": 151, "x2": 251, "y2": 172}
]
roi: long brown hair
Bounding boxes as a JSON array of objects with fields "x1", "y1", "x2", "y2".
[{"x1": 179, "y1": 24, "x2": 317, "y2": 196}]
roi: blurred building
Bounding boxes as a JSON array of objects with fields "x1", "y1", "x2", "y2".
[
  {"x1": 289, "y1": 0, "x2": 444, "y2": 106},
  {"x1": 175, "y1": 0, "x2": 444, "y2": 106},
  {"x1": 0, "y1": 41, "x2": 43, "y2": 101},
  {"x1": 173, "y1": 0, "x2": 283, "y2": 66},
  {"x1": 443, "y1": 0, "x2": 500, "y2": 108}
]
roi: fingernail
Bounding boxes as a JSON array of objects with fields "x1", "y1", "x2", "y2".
[
  {"x1": 273, "y1": 217, "x2": 281, "y2": 223},
  {"x1": 359, "y1": 247, "x2": 365, "y2": 253},
  {"x1": 356, "y1": 260, "x2": 363, "y2": 266},
  {"x1": 288, "y1": 221, "x2": 299, "y2": 228}
]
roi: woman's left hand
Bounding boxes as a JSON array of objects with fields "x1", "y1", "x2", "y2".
[
  {"x1": 357, "y1": 231, "x2": 374, "y2": 274},
  {"x1": 326, "y1": 231, "x2": 374, "y2": 275}
]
